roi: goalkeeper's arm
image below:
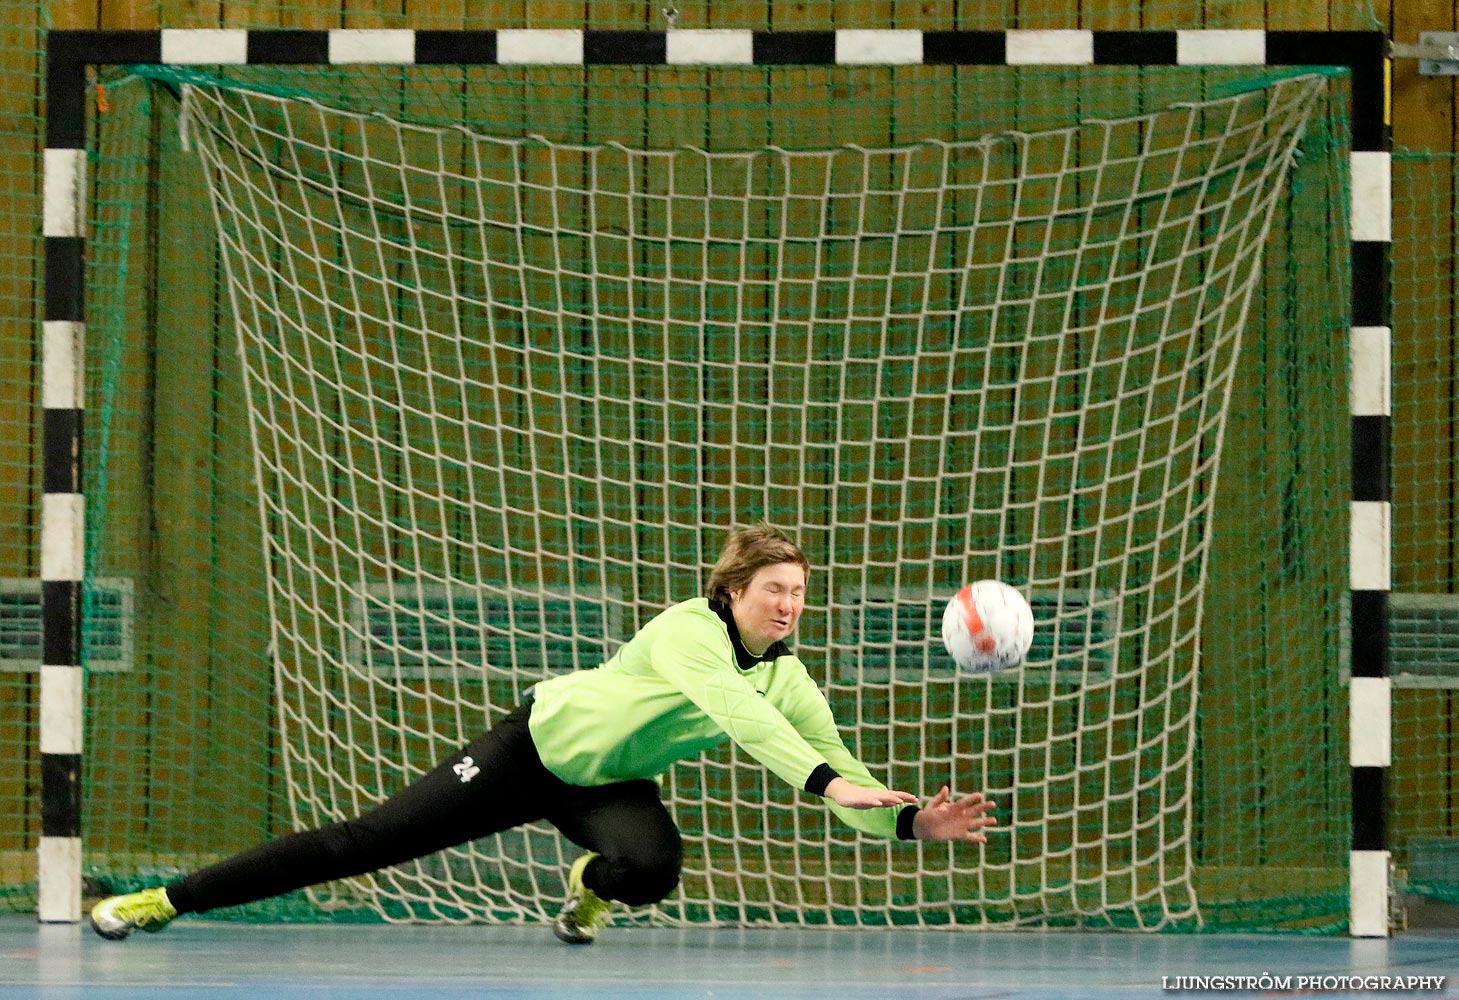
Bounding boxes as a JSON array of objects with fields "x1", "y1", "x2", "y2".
[{"x1": 780, "y1": 666, "x2": 997, "y2": 843}]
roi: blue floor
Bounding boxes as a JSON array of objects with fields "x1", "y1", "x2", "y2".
[{"x1": 2, "y1": 915, "x2": 1457, "y2": 999}]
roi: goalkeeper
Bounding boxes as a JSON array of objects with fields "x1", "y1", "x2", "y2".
[{"x1": 90, "y1": 523, "x2": 997, "y2": 945}]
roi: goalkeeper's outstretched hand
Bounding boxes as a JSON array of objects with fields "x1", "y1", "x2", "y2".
[{"x1": 910, "y1": 786, "x2": 998, "y2": 843}]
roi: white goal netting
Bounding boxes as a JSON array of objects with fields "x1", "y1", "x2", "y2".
[{"x1": 176, "y1": 71, "x2": 1324, "y2": 929}]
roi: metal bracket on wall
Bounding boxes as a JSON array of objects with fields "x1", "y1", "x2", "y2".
[{"x1": 1389, "y1": 33, "x2": 1459, "y2": 76}]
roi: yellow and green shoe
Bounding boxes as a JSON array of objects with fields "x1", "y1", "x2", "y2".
[
  {"x1": 89, "y1": 887, "x2": 178, "y2": 940},
  {"x1": 552, "y1": 853, "x2": 612, "y2": 945}
]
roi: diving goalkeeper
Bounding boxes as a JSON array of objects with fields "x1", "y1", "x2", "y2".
[{"x1": 90, "y1": 522, "x2": 997, "y2": 945}]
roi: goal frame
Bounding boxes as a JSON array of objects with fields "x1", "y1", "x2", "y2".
[{"x1": 38, "y1": 26, "x2": 1393, "y2": 934}]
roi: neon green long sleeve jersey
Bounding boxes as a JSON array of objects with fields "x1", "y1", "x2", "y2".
[{"x1": 527, "y1": 597, "x2": 918, "y2": 841}]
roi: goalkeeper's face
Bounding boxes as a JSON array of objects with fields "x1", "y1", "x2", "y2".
[{"x1": 729, "y1": 562, "x2": 807, "y2": 656}]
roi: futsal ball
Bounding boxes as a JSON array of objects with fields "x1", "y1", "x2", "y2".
[{"x1": 941, "y1": 580, "x2": 1035, "y2": 673}]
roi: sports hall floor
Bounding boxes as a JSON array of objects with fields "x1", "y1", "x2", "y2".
[{"x1": 2, "y1": 915, "x2": 1457, "y2": 999}]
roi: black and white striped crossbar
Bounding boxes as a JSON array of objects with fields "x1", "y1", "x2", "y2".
[{"x1": 40, "y1": 27, "x2": 1392, "y2": 934}]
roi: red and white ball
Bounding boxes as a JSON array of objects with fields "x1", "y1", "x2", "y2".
[{"x1": 941, "y1": 580, "x2": 1035, "y2": 673}]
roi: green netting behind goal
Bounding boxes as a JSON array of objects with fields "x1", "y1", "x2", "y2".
[{"x1": 79, "y1": 62, "x2": 1351, "y2": 932}]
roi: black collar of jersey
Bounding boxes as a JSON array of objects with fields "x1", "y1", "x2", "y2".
[{"x1": 708, "y1": 599, "x2": 790, "y2": 671}]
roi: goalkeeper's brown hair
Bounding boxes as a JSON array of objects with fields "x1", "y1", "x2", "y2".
[{"x1": 705, "y1": 522, "x2": 810, "y2": 605}]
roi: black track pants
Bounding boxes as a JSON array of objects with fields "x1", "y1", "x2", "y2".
[{"x1": 164, "y1": 701, "x2": 683, "y2": 914}]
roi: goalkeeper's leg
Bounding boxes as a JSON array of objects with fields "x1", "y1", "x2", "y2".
[
  {"x1": 545, "y1": 779, "x2": 682, "y2": 943},
  {"x1": 92, "y1": 702, "x2": 549, "y2": 937}
]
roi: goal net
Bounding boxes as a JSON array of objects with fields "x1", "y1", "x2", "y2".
[{"x1": 80, "y1": 63, "x2": 1352, "y2": 931}]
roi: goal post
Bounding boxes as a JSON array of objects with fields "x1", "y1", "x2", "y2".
[{"x1": 41, "y1": 28, "x2": 1390, "y2": 934}]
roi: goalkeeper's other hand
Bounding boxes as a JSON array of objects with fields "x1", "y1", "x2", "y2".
[{"x1": 911, "y1": 786, "x2": 998, "y2": 843}]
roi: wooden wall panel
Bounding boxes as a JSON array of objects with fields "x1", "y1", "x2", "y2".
[
  {"x1": 49, "y1": 0, "x2": 98, "y2": 27},
  {"x1": 1390, "y1": 0, "x2": 1459, "y2": 851},
  {"x1": 0, "y1": 0, "x2": 46, "y2": 856},
  {"x1": 99, "y1": 0, "x2": 151, "y2": 28},
  {"x1": 0, "y1": 0, "x2": 96, "y2": 876},
  {"x1": 403, "y1": 0, "x2": 469, "y2": 31},
  {"x1": 1392, "y1": 1, "x2": 1457, "y2": 590},
  {"x1": 1267, "y1": 0, "x2": 1335, "y2": 29}
]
